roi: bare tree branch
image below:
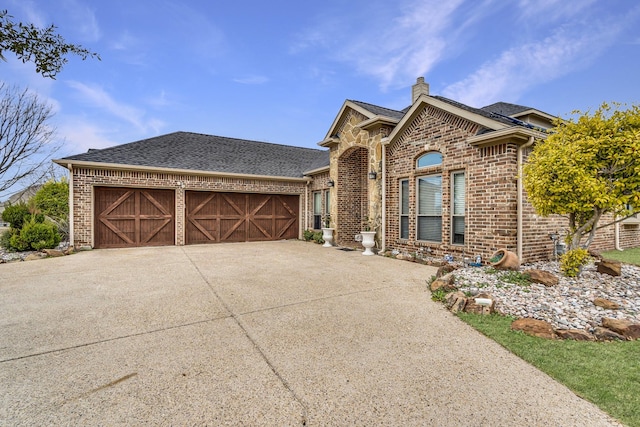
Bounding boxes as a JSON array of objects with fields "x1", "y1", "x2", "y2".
[{"x1": 0, "y1": 82, "x2": 59, "y2": 195}]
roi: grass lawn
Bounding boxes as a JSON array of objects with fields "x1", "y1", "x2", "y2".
[
  {"x1": 458, "y1": 313, "x2": 640, "y2": 427},
  {"x1": 601, "y1": 247, "x2": 640, "y2": 266}
]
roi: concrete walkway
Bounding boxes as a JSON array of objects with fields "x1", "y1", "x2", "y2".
[{"x1": 0, "y1": 241, "x2": 620, "y2": 426}]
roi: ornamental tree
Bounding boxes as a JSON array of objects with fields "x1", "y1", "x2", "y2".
[
  {"x1": 523, "y1": 102, "x2": 640, "y2": 251},
  {"x1": 0, "y1": 9, "x2": 100, "y2": 79}
]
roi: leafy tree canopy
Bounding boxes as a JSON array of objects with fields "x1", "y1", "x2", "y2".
[
  {"x1": 523, "y1": 102, "x2": 640, "y2": 249},
  {"x1": 33, "y1": 178, "x2": 68, "y2": 221},
  {"x1": 0, "y1": 10, "x2": 100, "y2": 78}
]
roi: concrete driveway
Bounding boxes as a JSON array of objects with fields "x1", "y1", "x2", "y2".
[{"x1": 0, "y1": 241, "x2": 619, "y2": 426}]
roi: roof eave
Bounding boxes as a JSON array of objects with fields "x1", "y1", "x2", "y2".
[
  {"x1": 53, "y1": 159, "x2": 311, "y2": 182},
  {"x1": 511, "y1": 109, "x2": 556, "y2": 122},
  {"x1": 318, "y1": 137, "x2": 340, "y2": 148},
  {"x1": 359, "y1": 115, "x2": 400, "y2": 130},
  {"x1": 303, "y1": 165, "x2": 330, "y2": 176},
  {"x1": 467, "y1": 127, "x2": 547, "y2": 148}
]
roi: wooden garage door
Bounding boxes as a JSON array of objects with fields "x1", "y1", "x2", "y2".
[
  {"x1": 186, "y1": 192, "x2": 298, "y2": 244},
  {"x1": 94, "y1": 187, "x2": 175, "y2": 248}
]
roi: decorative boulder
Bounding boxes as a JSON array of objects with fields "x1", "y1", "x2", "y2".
[
  {"x1": 511, "y1": 318, "x2": 556, "y2": 339},
  {"x1": 523, "y1": 269, "x2": 559, "y2": 286},
  {"x1": 489, "y1": 248, "x2": 520, "y2": 270},
  {"x1": 555, "y1": 329, "x2": 595, "y2": 341},
  {"x1": 593, "y1": 298, "x2": 620, "y2": 310},
  {"x1": 430, "y1": 273, "x2": 456, "y2": 292},
  {"x1": 43, "y1": 249, "x2": 64, "y2": 257},
  {"x1": 596, "y1": 259, "x2": 622, "y2": 277},
  {"x1": 445, "y1": 291, "x2": 467, "y2": 313},
  {"x1": 436, "y1": 264, "x2": 456, "y2": 278},
  {"x1": 593, "y1": 326, "x2": 627, "y2": 342},
  {"x1": 602, "y1": 318, "x2": 640, "y2": 340},
  {"x1": 463, "y1": 293, "x2": 495, "y2": 315}
]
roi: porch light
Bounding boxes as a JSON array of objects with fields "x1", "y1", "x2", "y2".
[
  {"x1": 368, "y1": 171, "x2": 377, "y2": 180},
  {"x1": 328, "y1": 179, "x2": 335, "y2": 187}
]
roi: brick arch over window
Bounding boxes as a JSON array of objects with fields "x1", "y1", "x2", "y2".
[{"x1": 337, "y1": 146, "x2": 368, "y2": 247}]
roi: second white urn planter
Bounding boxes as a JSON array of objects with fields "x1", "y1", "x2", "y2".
[
  {"x1": 321, "y1": 228, "x2": 334, "y2": 247},
  {"x1": 360, "y1": 231, "x2": 376, "y2": 255}
]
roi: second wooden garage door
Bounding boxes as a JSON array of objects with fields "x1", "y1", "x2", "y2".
[{"x1": 186, "y1": 192, "x2": 299, "y2": 244}]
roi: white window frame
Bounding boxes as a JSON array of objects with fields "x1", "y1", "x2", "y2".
[
  {"x1": 451, "y1": 171, "x2": 465, "y2": 245},
  {"x1": 416, "y1": 174, "x2": 442, "y2": 242},
  {"x1": 313, "y1": 191, "x2": 322, "y2": 229},
  {"x1": 399, "y1": 179, "x2": 409, "y2": 239}
]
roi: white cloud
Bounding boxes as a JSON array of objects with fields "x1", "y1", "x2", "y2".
[
  {"x1": 516, "y1": 0, "x2": 597, "y2": 22},
  {"x1": 441, "y1": 23, "x2": 622, "y2": 107},
  {"x1": 291, "y1": 0, "x2": 466, "y2": 90},
  {"x1": 56, "y1": 120, "x2": 117, "y2": 155},
  {"x1": 66, "y1": 81, "x2": 165, "y2": 134},
  {"x1": 63, "y1": 0, "x2": 101, "y2": 42},
  {"x1": 233, "y1": 75, "x2": 269, "y2": 85}
]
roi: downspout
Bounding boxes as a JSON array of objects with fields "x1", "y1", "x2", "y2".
[
  {"x1": 304, "y1": 180, "x2": 309, "y2": 233},
  {"x1": 66, "y1": 163, "x2": 74, "y2": 248},
  {"x1": 615, "y1": 221, "x2": 622, "y2": 251},
  {"x1": 381, "y1": 141, "x2": 387, "y2": 251},
  {"x1": 517, "y1": 136, "x2": 535, "y2": 262}
]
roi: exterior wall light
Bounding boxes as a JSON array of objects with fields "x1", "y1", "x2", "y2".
[
  {"x1": 368, "y1": 171, "x2": 377, "y2": 180},
  {"x1": 328, "y1": 179, "x2": 335, "y2": 187}
]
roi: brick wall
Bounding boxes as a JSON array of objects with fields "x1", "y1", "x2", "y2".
[
  {"x1": 71, "y1": 167, "x2": 307, "y2": 248},
  {"x1": 337, "y1": 147, "x2": 368, "y2": 246}
]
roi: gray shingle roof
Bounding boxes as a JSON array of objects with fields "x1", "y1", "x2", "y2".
[
  {"x1": 349, "y1": 100, "x2": 405, "y2": 120},
  {"x1": 61, "y1": 132, "x2": 329, "y2": 178},
  {"x1": 481, "y1": 102, "x2": 534, "y2": 116},
  {"x1": 432, "y1": 96, "x2": 517, "y2": 127}
]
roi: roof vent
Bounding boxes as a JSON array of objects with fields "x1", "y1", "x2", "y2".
[{"x1": 412, "y1": 77, "x2": 429, "y2": 103}]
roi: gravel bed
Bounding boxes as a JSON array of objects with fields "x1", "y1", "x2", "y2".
[{"x1": 454, "y1": 261, "x2": 640, "y2": 331}]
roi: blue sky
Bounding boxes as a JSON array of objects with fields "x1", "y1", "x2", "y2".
[{"x1": 2, "y1": 0, "x2": 640, "y2": 167}]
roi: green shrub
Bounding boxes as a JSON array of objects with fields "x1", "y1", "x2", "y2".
[
  {"x1": 312, "y1": 231, "x2": 324, "y2": 244},
  {"x1": 8, "y1": 231, "x2": 29, "y2": 251},
  {"x1": 33, "y1": 179, "x2": 69, "y2": 220},
  {"x1": 1, "y1": 202, "x2": 31, "y2": 229},
  {"x1": 431, "y1": 288, "x2": 449, "y2": 302},
  {"x1": 560, "y1": 248, "x2": 590, "y2": 277},
  {"x1": 500, "y1": 271, "x2": 531, "y2": 286},
  {"x1": 1, "y1": 228, "x2": 16, "y2": 250},
  {"x1": 303, "y1": 229, "x2": 315, "y2": 241},
  {"x1": 18, "y1": 219, "x2": 60, "y2": 250}
]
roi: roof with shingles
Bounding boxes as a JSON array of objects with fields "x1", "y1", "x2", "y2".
[
  {"x1": 60, "y1": 131, "x2": 329, "y2": 178},
  {"x1": 481, "y1": 101, "x2": 534, "y2": 116},
  {"x1": 348, "y1": 100, "x2": 406, "y2": 120}
]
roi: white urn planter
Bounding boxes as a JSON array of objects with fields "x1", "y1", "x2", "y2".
[
  {"x1": 321, "y1": 228, "x2": 334, "y2": 247},
  {"x1": 360, "y1": 231, "x2": 376, "y2": 256}
]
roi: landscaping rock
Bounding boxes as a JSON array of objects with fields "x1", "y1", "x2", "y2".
[
  {"x1": 430, "y1": 273, "x2": 456, "y2": 292},
  {"x1": 523, "y1": 269, "x2": 559, "y2": 287},
  {"x1": 602, "y1": 318, "x2": 640, "y2": 340},
  {"x1": 436, "y1": 264, "x2": 456, "y2": 278},
  {"x1": 593, "y1": 298, "x2": 620, "y2": 310},
  {"x1": 593, "y1": 326, "x2": 628, "y2": 342},
  {"x1": 43, "y1": 249, "x2": 64, "y2": 257},
  {"x1": 445, "y1": 291, "x2": 467, "y2": 313},
  {"x1": 464, "y1": 293, "x2": 495, "y2": 315},
  {"x1": 511, "y1": 318, "x2": 556, "y2": 339},
  {"x1": 63, "y1": 246, "x2": 75, "y2": 255},
  {"x1": 24, "y1": 253, "x2": 46, "y2": 261},
  {"x1": 596, "y1": 259, "x2": 622, "y2": 277},
  {"x1": 554, "y1": 329, "x2": 595, "y2": 341}
]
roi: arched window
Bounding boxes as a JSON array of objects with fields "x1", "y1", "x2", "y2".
[{"x1": 416, "y1": 152, "x2": 442, "y2": 168}]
